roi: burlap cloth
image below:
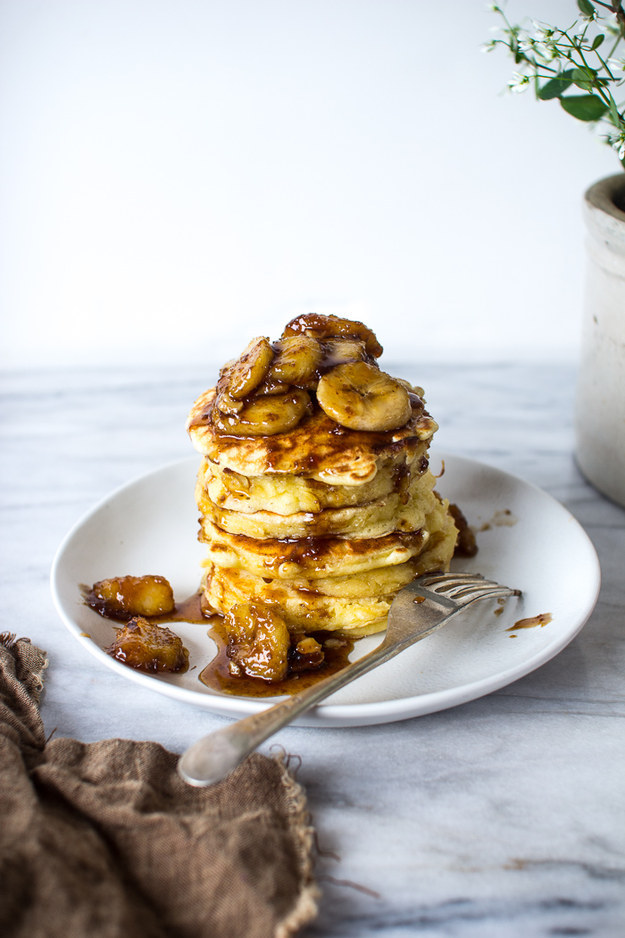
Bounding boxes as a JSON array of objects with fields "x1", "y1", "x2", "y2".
[{"x1": 0, "y1": 634, "x2": 319, "y2": 938}]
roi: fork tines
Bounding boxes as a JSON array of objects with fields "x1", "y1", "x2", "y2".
[{"x1": 417, "y1": 572, "x2": 521, "y2": 603}]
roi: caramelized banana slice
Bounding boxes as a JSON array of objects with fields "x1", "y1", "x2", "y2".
[
  {"x1": 224, "y1": 601, "x2": 290, "y2": 682},
  {"x1": 317, "y1": 361, "x2": 411, "y2": 432},
  {"x1": 213, "y1": 388, "x2": 311, "y2": 436},
  {"x1": 106, "y1": 617, "x2": 189, "y2": 672},
  {"x1": 227, "y1": 337, "x2": 274, "y2": 399},
  {"x1": 253, "y1": 378, "x2": 291, "y2": 396},
  {"x1": 87, "y1": 575, "x2": 175, "y2": 619},
  {"x1": 282, "y1": 313, "x2": 383, "y2": 358},
  {"x1": 215, "y1": 390, "x2": 244, "y2": 415},
  {"x1": 267, "y1": 334, "x2": 322, "y2": 386},
  {"x1": 321, "y1": 337, "x2": 369, "y2": 370}
]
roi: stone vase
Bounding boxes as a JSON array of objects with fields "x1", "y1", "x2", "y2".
[{"x1": 575, "y1": 173, "x2": 625, "y2": 507}]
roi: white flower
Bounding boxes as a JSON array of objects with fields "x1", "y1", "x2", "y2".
[
  {"x1": 608, "y1": 57, "x2": 625, "y2": 72},
  {"x1": 604, "y1": 13, "x2": 622, "y2": 35},
  {"x1": 508, "y1": 71, "x2": 530, "y2": 93},
  {"x1": 534, "y1": 41, "x2": 558, "y2": 62},
  {"x1": 516, "y1": 32, "x2": 533, "y2": 55},
  {"x1": 531, "y1": 21, "x2": 555, "y2": 43},
  {"x1": 514, "y1": 21, "x2": 561, "y2": 62},
  {"x1": 607, "y1": 132, "x2": 625, "y2": 160}
]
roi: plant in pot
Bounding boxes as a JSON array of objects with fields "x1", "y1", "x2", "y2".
[{"x1": 487, "y1": 0, "x2": 625, "y2": 507}]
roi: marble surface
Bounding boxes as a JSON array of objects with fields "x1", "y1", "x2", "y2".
[{"x1": 1, "y1": 362, "x2": 624, "y2": 937}]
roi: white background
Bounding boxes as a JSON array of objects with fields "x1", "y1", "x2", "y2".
[{"x1": 0, "y1": 0, "x2": 618, "y2": 370}]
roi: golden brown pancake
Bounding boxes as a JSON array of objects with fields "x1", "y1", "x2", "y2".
[
  {"x1": 188, "y1": 387, "x2": 437, "y2": 482},
  {"x1": 202, "y1": 503, "x2": 458, "y2": 635},
  {"x1": 187, "y1": 314, "x2": 460, "y2": 643},
  {"x1": 197, "y1": 468, "x2": 441, "y2": 540},
  {"x1": 199, "y1": 520, "x2": 429, "y2": 579},
  {"x1": 199, "y1": 446, "x2": 427, "y2": 515}
]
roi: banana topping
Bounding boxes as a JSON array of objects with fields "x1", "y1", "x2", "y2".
[
  {"x1": 227, "y1": 336, "x2": 274, "y2": 400},
  {"x1": 282, "y1": 313, "x2": 383, "y2": 358},
  {"x1": 213, "y1": 388, "x2": 311, "y2": 437},
  {"x1": 320, "y1": 336, "x2": 370, "y2": 370},
  {"x1": 267, "y1": 334, "x2": 322, "y2": 387},
  {"x1": 316, "y1": 361, "x2": 412, "y2": 432},
  {"x1": 207, "y1": 314, "x2": 415, "y2": 437}
]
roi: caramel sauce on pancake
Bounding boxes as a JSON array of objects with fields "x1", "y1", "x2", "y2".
[
  {"x1": 205, "y1": 528, "x2": 427, "y2": 573},
  {"x1": 232, "y1": 530, "x2": 426, "y2": 567},
  {"x1": 188, "y1": 389, "x2": 436, "y2": 478}
]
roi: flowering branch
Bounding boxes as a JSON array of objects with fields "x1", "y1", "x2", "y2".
[{"x1": 485, "y1": 1, "x2": 625, "y2": 167}]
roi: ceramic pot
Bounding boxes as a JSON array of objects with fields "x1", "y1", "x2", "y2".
[{"x1": 575, "y1": 173, "x2": 625, "y2": 507}]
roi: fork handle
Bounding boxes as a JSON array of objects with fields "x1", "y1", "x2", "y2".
[{"x1": 177, "y1": 607, "x2": 445, "y2": 787}]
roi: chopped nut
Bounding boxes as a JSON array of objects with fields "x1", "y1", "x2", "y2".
[
  {"x1": 289, "y1": 634, "x2": 325, "y2": 673},
  {"x1": 295, "y1": 636, "x2": 322, "y2": 656}
]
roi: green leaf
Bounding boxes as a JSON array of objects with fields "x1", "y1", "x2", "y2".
[
  {"x1": 560, "y1": 94, "x2": 608, "y2": 121},
  {"x1": 608, "y1": 98, "x2": 622, "y2": 127},
  {"x1": 577, "y1": 0, "x2": 595, "y2": 17},
  {"x1": 572, "y1": 66, "x2": 598, "y2": 91},
  {"x1": 538, "y1": 69, "x2": 576, "y2": 100},
  {"x1": 591, "y1": 33, "x2": 605, "y2": 50}
]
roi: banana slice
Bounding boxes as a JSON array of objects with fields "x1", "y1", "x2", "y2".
[
  {"x1": 227, "y1": 337, "x2": 274, "y2": 400},
  {"x1": 321, "y1": 337, "x2": 369, "y2": 370},
  {"x1": 213, "y1": 388, "x2": 311, "y2": 436},
  {"x1": 215, "y1": 390, "x2": 244, "y2": 415},
  {"x1": 282, "y1": 313, "x2": 383, "y2": 358},
  {"x1": 317, "y1": 361, "x2": 411, "y2": 432},
  {"x1": 267, "y1": 334, "x2": 322, "y2": 387},
  {"x1": 224, "y1": 601, "x2": 290, "y2": 682},
  {"x1": 254, "y1": 378, "x2": 292, "y2": 396}
]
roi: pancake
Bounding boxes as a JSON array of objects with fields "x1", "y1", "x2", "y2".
[
  {"x1": 188, "y1": 387, "x2": 437, "y2": 482},
  {"x1": 203, "y1": 563, "x2": 396, "y2": 634},
  {"x1": 200, "y1": 483, "x2": 458, "y2": 636},
  {"x1": 197, "y1": 468, "x2": 440, "y2": 540},
  {"x1": 202, "y1": 502, "x2": 458, "y2": 636},
  {"x1": 208, "y1": 555, "x2": 422, "y2": 602},
  {"x1": 199, "y1": 521, "x2": 429, "y2": 579},
  {"x1": 187, "y1": 314, "x2": 461, "y2": 664},
  {"x1": 199, "y1": 446, "x2": 428, "y2": 515}
]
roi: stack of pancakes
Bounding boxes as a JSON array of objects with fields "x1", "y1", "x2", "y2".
[{"x1": 187, "y1": 314, "x2": 458, "y2": 637}]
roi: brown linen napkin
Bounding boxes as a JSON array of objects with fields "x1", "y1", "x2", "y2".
[{"x1": 0, "y1": 634, "x2": 318, "y2": 938}]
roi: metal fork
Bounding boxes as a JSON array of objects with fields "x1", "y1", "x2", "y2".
[{"x1": 178, "y1": 572, "x2": 520, "y2": 786}]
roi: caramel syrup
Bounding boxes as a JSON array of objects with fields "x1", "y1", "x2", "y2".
[
  {"x1": 507, "y1": 613, "x2": 552, "y2": 632},
  {"x1": 199, "y1": 620, "x2": 354, "y2": 698},
  {"x1": 80, "y1": 585, "x2": 209, "y2": 626},
  {"x1": 82, "y1": 585, "x2": 354, "y2": 696}
]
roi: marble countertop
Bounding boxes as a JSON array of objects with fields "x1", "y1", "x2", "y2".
[{"x1": 1, "y1": 362, "x2": 624, "y2": 937}]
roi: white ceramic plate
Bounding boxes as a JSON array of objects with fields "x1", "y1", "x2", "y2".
[{"x1": 50, "y1": 454, "x2": 600, "y2": 727}]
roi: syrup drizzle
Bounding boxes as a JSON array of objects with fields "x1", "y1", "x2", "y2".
[
  {"x1": 199, "y1": 621, "x2": 354, "y2": 698},
  {"x1": 507, "y1": 612, "x2": 552, "y2": 632},
  {"x1": 82, "y1": 585, "x2": 353, "y2": 696}
]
